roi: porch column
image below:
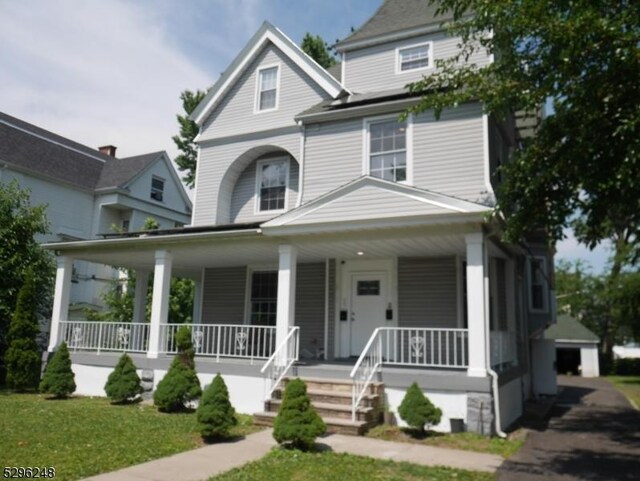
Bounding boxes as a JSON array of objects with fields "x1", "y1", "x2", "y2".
[
  {"x1": 466, "y1": 233, "x2": 489, "y2": 377},
  {"x1": 192, "y1": 277, "x2": 203, "y2": 324},
  {"x1": 148, "y1": 250, "x2": 172, "y2": 359},
  {"x1": 132, "y1": 270, "x2": 149, "y2": 324},
  {"x1": 276, "y1": 245, "x2": 297, "y2": 364},
  {"x1": 48, "y1": 256, "x2": 74, "y2": 351}
]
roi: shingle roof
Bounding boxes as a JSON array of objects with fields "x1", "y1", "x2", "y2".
[
  {"x1": 545, "y1": 314, "x2": 600, "y2": 343},
  {"x1": 0, "y1": 111, "x2": 165, "y2": 192},
  {"x1": 336, "y1": 0, "x2": 452, "y2": 49}
]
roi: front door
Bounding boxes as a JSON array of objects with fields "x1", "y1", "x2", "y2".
[{"x1": 350, "y1": 272, "x2": 387, "y2": 356}]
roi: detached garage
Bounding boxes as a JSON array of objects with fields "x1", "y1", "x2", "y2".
[{"x1": 545, "y1": 314, "x2": 600, "y2": 377}]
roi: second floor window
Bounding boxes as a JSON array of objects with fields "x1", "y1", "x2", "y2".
[
  {"x1": 369, "y1": 119, "x2": 407, "y2": 182},
  {"x1": 528, "y1": 257, "x2": 548, "y2": 312},
  {"x1": 257, "y1": 159, "x2": 288, "y2": 212},
  {"x1": 151, "y1": 176, "x2": 164, "y2": 202},
  {"x1": 398, "y1": 42, "x2": 431, "y2": 72},
  {"x1": 256, "y1": 65, "x2": 279, "y2": 111}
]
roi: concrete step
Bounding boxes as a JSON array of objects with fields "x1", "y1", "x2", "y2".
[
  {"x1": 266, "y1": 398, "x2": 378, "y2": 422},
  {"x1": 284, "y1": 376, "x2": 384, "y2": 395},
  {"x1": 253, "y1": 411, "x2": 371, "y2": 436},
  {"x1": 273, "y1": 387, "x2": 381, "y2": 408}
]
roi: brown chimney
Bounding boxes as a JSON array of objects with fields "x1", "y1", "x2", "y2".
[{"x1": 98, "y1": 145, "x2": 117, "y2": 157}]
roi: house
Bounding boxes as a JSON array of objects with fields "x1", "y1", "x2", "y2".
[
  {"x1": 42, "y1": 0, "x2": 556, "y2": 435},
  {"x1": 545, "y1": 314, "x2": 599, "y2": 378},
  {"x1": 0, "y1": 111, "x2": 192, "y2": 319}
]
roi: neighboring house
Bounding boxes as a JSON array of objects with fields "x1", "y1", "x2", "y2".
[
  {"x1": 545, "y1": 314, "x2": 600, "y2": 378},
  {"x1": 0, "y1": 111, "x2": 192, "y2": 319},
  {"x1": 43, "y1": 0, "x2": 556, "y2": 435}
]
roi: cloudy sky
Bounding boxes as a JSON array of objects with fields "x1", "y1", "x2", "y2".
[{"x1": 0, "y1": 0, "x2": 609, "y2": 271}]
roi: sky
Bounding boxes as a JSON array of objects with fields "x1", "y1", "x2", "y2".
[{"x1": 0, "y1": 0, "x2": 609, "y2": 272}]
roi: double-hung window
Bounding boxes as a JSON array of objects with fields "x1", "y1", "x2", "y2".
[
  {"x1": 256, "y1": 159, "x2": 288, "y2": 212},
  {"x1": 249, "y1": 270, "x2": 278, "y2": 326},
  {"x1": 528, "y1": 257, "x2": 548, "y2": 312},
  {"x1": 256, "y1": 65, "x2": 279, "y2": 112},
  {"x1": 150, "y1": 176, "x2": 164, "y2": 202},
  {"x1": 368, "y1": 119, "x2": 407, "y2": 182},
  {"x1": 397, "y1": 42, "x2": 431, "y2": 72}
]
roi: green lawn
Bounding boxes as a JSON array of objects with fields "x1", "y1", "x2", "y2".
[
  {"x1": 0, "y1": 391, "x2": 261, "y2": 481},
  {"x1": 211, "y1": 449, "x2": 495, "y2": 481},
  {"x1": 366, "y1": 425, "x2": 525, "y2": 459},
  {"x1": 607, "y1": 375, "x2": 640, "y2": 409}
]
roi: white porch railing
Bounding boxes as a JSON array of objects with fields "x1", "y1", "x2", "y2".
[
  {"x1": 60, "y1": 321, "x2": 149, "y2": 353},
  {"x1": 490, "y1": 330, "x2": 517, "y2": 369},
  {"x1": 350, "y1": 327, "x2": 468, "y2": 421},
  {"x1": 159, "y1": 323, "x2": 276, "y2": 363},
  {"x1": 260, "y1": 327, "x2": 300, "y2": 400}
]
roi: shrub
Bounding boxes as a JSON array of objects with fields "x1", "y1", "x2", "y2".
[
  {"x1": 398, "y1": 382, "x2": 442, "y2": 434},
  {"x1": 39, "y1": 342, "x2": 76, "y2": 398},
  {"x1": 613, "y1": 358, "x2": 640, "y2": 375},
  {"x1": 197, "y1": 373, "x2": 238, "y2": 439},
  {"x1": 104, "y1": 353, "x2": 143, "y2": 403},
  {"x1": 5, "y1": 273, "x2": 41, "y2": 391},
  {"x1": 273, "y1": 378, "x2": 325, "y2": 450}
]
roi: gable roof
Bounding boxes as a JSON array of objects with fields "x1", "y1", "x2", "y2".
[
  {"x1": 545, "y1": 314, "x2": 600, "y2": 343},
  {"x1": 262, "y1": 176, "x2": 488, "y2": 232},
  {"x1": 190, "y1": 21, "x2": 348, "y2": 127},
  {"x1": 335, "y1": 0, "x2": 452, "y2": 51},
  {"x1": 96, "y1": 151, "x2": 163, "y2": 190}
]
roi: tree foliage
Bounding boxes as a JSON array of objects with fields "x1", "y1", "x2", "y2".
[
  {"x1": 40, "y1": 342, "x2": 76, "y2": 398},
  {"x1": 5, "y1": 271, "x2": 41, "y2": 391},
  {"x1": 408, "y1": 1, "x2": 640, "y2": 260},
  {"x1": 196, "y1": 373, "x2": 238, "y2": 439},
  {"x1": 104, "y1": 353, "x2": 143, "y2": 403},
  {"x1": 301, "y1": 33, "x2": 336, "y2": 69},
  {"x1": 173, "y1": 90, "x2": 206, "y2": 188},
  {"x1": 273, "y1": 378, "x2": 325, "y2": 450},
  {"x1": 397, "y1": 382, "x2": 442, "y2": 434},
  {"x1": 0, "y1": 180, "x2": 54, "y2": 384}
]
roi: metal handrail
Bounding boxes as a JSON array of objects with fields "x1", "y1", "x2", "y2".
[{"x1": 260, "y1": 326, "x2": 300, "y2": 400}]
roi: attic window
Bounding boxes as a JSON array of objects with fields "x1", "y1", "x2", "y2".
[
  {"x1": 151, "y1": 176, "x2": 164, "y2": 202},
  {"x1": 256, "y1": 65, "x2": 279, "y2": 112},
  {"x1": 397, "y1": 42, "x2": 432, "y2": 72}
]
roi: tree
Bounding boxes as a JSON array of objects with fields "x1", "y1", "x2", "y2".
[
  {"x1": 397, "y1": 382, "x2": 442, "y2": 435},
  {"x1": 104, "y1": 353, "x2": 143, "y2": 403},
  {"x1": 273, "y1": 378, "x2": 325, "y2": 450},
  {"x1": 5, "y1": 271, "x2": 41, "y2": 391},
  {"x1": 0, "y1": 180, "x2": 54, "y2": 384},
  {"x1": 301, "y1": 33, "x2": 336, "y2": 69},
  {"x1": 197, "y1": 373, "x2": 238, "y2": 439},
  {"x1": 407, "y1": 1, "x2": 640, "y2": 262},
  {"x1": 39, "y1": 342, "x2": 76, "y2": 398},
  {"x1": 173, "y1": 90, "x2": 206, "y2": 188}
]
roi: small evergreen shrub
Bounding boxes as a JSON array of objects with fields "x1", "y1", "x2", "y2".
[
  {"x1": 273, "y1": 378, "x2": 325, "y2": 450},
  {"x1": 104, "y1": 353, "x2": 143, "y2": 403},
  {"x1": 197, "y1": 373, "x2": 238, "y2": 439},
  {"x1": 613, "y1": 358, "x2": 640, "y2": 375},
  {"x1": 398, "y1": 382, "x2": 442, "y2": 434},
  {"x1": 5, "y1": 273, "x2": 41, "y2": 391},
  {"x1": 153, "y1": 326, "x2": 201, "y2": 412},
  {"x1": 39, "y1": 342, "x2": 76, "y2": 398}
]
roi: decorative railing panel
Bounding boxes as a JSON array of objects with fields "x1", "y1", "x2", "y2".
[{"x1": 60, "y1": 321, "x2": 149, "y2": 353}]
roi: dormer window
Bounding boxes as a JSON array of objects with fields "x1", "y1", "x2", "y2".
[
  {"x1": 365, "y1": 117, "x2": 411, "y2": 183},
  {"x1": 256, "y1": 158, "x2": 289, "y2": 213},
  {"x1": 397, "y1": 42, "x2": 432, "y2": 72},
  {"x1": 256, "y1": 65, "x2": 279, "y2": 112},
  {"x1": 151, "y1": 176, "x2": 164, "y2": 202}
]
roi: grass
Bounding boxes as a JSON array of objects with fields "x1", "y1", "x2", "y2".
[
  {"x1": 0, "y1": 391, "x2": 262, "y2": 481},
  {"x1": 607, "y1": 375, "x2": 640, "y2": 409},
  {"x1": 211, "y1": 449, "x2": 495, "y2": 481},
  {"x1": 366, "y1": 424, "x2": 525, "y2": 459}
]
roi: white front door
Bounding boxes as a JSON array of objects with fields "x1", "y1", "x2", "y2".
[{"x1": 349, "y1": 272, "x2": 388, "y2": 356}]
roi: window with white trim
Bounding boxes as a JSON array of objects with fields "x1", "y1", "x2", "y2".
[
  {"x1": 150, "y1": 176, "x2": 164, "y2": 202},
  {"x1": 256, "y1": 66, "x2": 278, "y2": 111},
  {"x1": 250, "y1": 270, "x2": 278, "y2": 326},
  {"x1": 528, "y1": 257, "x2": 548, "y2": 312},
  {"x1": 368, "y1": 119, "x2": 407, "y2": 182},
  {"x1": 398, "y1": 43, "x2": 431, "y2": 72},
  {"x1": 257, "y1": 159, "x2": 288, "y2": 212}
]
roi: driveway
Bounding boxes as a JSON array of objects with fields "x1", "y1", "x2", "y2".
[{"x1": 498, "y1": 376, "x2": 640, "y2": 481}]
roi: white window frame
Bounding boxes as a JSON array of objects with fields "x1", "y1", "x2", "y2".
[
  {"x1": 254, "y1": 157, "x2": 290, "y2": 215},
  {"x1": 362, "y1": 114, "x2": 413, "y2": 184},
  {"x1": 254, "y1": 63, "x2": 281, "y2": 113},
  {"x1": 150, "y1": 176, "x2": 165, "y2": 202},
  {"x1": 527, "y1": 256, "x2": 549, "y2": 313},
  {"x1": 396, "y1": 41, "x2": 433, "y2": 74}
]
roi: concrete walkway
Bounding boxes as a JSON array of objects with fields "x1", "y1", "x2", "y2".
[{"x1": 83, "y1": 428, "x2": 503, "y2": 481}]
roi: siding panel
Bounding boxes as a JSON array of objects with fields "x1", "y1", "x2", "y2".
[
  {"x1": 202, "y1": 267, "x2": 246, "y2": 323},
  {"x1": 295, "y1": 263, "x2": 326, "y2": 358}
]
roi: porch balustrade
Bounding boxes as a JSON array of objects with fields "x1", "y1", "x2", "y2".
[
  {"x1": 490, "y1": 330, "x2": 517, "y2": 370},
  {"x1": 60, "y1": 321, "x2": 149, "y2": 353},
  {"x1": 159, "y1": 323, "x2": 276, "y2": 362}
]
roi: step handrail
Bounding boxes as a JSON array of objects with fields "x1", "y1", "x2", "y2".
[
  {"x1": 349, "y1": 327, "x2": 383, "y2": 422},
  {"x1": 260, "y1": 326, "x2": 300, "y2": 400}
]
